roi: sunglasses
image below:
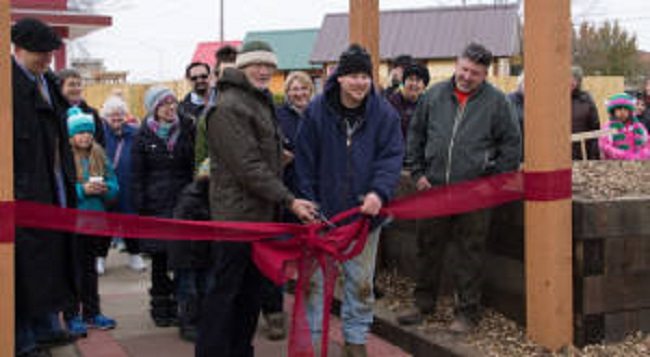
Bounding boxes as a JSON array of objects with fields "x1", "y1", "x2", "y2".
[{"x1": 190, "y1": 74, "x2": 209, "y2": 81}]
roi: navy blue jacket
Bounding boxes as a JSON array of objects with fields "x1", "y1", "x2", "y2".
[
  {"x1": 103, "y1": 122, "x2": 138, "y2": 214},
  {"x1": 276, "y1": 103, "x2": 302, "y2": 148},
  {"x1": 294, "y1": 76, "x2": 404, "y2": 218},
  {"x1": 276, "y1": 103, "x2": 302, "y2": 192}
]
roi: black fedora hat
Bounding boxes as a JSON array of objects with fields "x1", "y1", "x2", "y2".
[{"x1": 11, "y1": 18, "x2": 62, "y2": 52}]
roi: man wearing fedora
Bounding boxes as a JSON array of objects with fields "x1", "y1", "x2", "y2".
[{"x1": 11, "y1": 17, "x2": 78, "y2": 357}]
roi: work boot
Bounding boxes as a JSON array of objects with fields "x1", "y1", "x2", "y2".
[
  {"x1": 396, "y1": 306, "x2": 425, "y2": 326},
  {"x1": 264, "y1": 312, "x2": 287, "y2": 341},
  {"x1": 343, "y1": 343, "x2": 367, "y2": 357},
  {"x1": 448, "y1": 314, "x2": 477, "y2": 334}
]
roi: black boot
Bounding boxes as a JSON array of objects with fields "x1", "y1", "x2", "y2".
[
  {"x1": 150, "y1": 293, "x2": 177, "y2": 328},
  {"x1": 178, "y1": 296, "x2": 198, "y2": 341}
]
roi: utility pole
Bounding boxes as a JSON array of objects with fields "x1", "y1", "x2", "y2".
[
  {"x1": 220, "y1": 0, "x2": 224, "y2": 43},
  {"x1": 0, "y1": 0, "x2": 15, "y2": 355},
  {"x1": 524, "y1": 0, "x2": 573, "y2": 350}
]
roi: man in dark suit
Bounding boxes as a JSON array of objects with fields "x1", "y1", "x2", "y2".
[{"x1": 11, "y1": 17, "x2": 78, "y2": 357}]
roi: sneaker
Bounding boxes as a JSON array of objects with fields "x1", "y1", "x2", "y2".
[
  {"x1": 128, "y1": 254, "x2": 147, "y2": 272},
  {"x1": 66, "y1": 316, "x2": 88, "y2": 338},
  {"x1": 113, "y1": 238, "x2": 127, "y2": 252},
  {"x1": 96, "y1": 257, "x2": 106, "y2": 275},
  {"x1": 86, "y1": 314, "x2": 117, "y2": 330}
]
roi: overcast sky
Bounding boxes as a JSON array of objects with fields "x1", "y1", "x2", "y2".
[{"x1": 71, "y1": 0, "x2": 650, "y2": 82}]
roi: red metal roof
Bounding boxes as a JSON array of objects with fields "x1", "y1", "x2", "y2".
[
  {"x1": 191, "y1": 41, "x2": 242, "y2": 69},
  {"x1": 11, "y1": 0, "x2": 67, "y2": 10},
  {"x1": 10, "y1": 8, "x2": 112, "y2": 40}
]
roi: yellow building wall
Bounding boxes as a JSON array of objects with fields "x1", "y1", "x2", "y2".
[
  {"x1": 270, "y1": 72, "x2": 285, "y2": 95},
  {"x1": 426, "y1": 60, "x2": 457, "y2": 78},
  {"x1": 83, "y1": 76, "x2": 623, "y2": 123}
]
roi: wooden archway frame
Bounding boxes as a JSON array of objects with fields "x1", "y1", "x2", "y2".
[{"x1": 0, "y1": 1, "x2": 573, "y2": 355}]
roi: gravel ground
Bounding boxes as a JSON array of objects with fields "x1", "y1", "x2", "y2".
[
  {"x1": 376, "y1": 271, "x2": 650, "y2": 357},
  {"x1": 375, "y1": 160, "x2": 650, "y2": 355},
  {"x1": 572, "y1": 160, "x2": 650, "y2": 200}
]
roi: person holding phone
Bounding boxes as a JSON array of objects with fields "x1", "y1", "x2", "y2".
[{"x1": 64, "y1": 107, "x2": 119, "y2": 337}]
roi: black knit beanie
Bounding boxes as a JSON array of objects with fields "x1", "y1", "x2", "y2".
[
  {"x1": 336, "y1": 44, "x2": 372, "y2": 78},
  {"x1": 403, "y1": 63, "x2": 430, "y2": 87}
]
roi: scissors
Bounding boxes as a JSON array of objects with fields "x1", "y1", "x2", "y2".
[{"x1": 316, "y1": 210, "x2": 336, "y2": 229}]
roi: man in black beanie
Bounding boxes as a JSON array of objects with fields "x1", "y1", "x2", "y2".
[
  {"x1": 294, "y1": 44, "x2": 404, "y2": 357},
  {"x1": 387, "y1": 63, "x2": 430, "y2": 142},
  {"x1": 11, "y1": 17, "x2": 78, "y2": 357}
]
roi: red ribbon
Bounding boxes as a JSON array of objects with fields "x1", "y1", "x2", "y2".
[
  {"x1": 0, "y1": 201, "x2": 15, "y2": 243},
  {"x1": 0, "y1": 169, "x2": 571, "y2": 356},
  {"x1": 524, "y1": 169, "x2": 572, "y2": 201}
]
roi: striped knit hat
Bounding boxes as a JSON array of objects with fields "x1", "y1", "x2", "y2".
[{"x1": 606, "y1": 93, "x2": 636, "y2": 114}]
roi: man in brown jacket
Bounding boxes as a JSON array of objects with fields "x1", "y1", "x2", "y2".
[
  {"x1": 571, "y1": 66, "x2": 601, "y2": 160},
  {"x1": 196, "y1": 41, "x2": 316, "y2": 357}
]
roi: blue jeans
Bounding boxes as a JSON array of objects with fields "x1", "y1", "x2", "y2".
[{"x1": 307, "y1": 228, "x2": 381, "y2": 345}]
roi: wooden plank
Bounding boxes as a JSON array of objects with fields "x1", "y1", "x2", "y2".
[
  {"x1": 0, "y1": 0, "x2": 14, "y2": 355},
  {"x1": 582, "y1": 274, "x2": 650, "y2": 314},
  {"x1": 623, "y1": 237, "x2": 650, "y2": 273},
  {"x1": 604, "y1": 237, "x2": 650, "y2": 276},
  {"x1": 604, "y1": 308, "x2": 650, "y2": 342},
  {"x1": 571, "y1": 128, "x2": 615, "y2": 142},
  {"x1": 573, "y1": 199, "x2": 650, "y2": 240},
  {"x1": 524, "y1": 0, "x2": 573, "y2": 349}
]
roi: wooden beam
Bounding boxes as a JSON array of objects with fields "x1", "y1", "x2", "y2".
[
  {"x1": 0, "y1": 0, "x2": 15, "y2": 356},
  {"x1": 348, "y1": 0, "x2": 379, "y2": 81},
  {"x1": 524, "y1": 0, "x2": 573, "y2": 350}
]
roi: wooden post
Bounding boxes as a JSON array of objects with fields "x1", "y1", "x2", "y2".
[
  {"x1": 0, "y1": 0, "x2": 15, "y2": 356},
  {"x1": 349, "y1": 0, "x2": 379, "y2": 81},
  {"x1": 524, "y1": 0, "x2": 573, "y2": 350}
]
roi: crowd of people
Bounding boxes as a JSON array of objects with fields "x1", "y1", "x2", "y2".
[{"x1": 10, "y1": 16, "x2": 650, "y2": 357}]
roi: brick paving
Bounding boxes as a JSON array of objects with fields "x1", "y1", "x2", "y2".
[{"x1": 51, "y1": 250, "x2": 410, "y2": 357}]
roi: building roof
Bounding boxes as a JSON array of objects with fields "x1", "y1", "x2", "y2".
[
  {"x1": 243, "y1": 29, "x2": 321, "y2": 71},
  {"x1": 191, "y1": 41, "x2": 243, "y2": 69},
  {"x1": 10, "y1": 8, "x2": 112, "y2": 39},
  {"x1": 310, "y1": 4, "x2": 521, "y2": 63}
]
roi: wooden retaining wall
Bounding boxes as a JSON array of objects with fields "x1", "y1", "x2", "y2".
[{"x1": 380, "y1": 179, "x2": 650, "y2": 346}]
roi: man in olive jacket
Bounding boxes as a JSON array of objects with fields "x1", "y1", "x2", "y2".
[
  {"x1": 196, "y1": 41, "x2": 316, "y2": 357},
  {"x1": 398, "y1": 43, "x2": 521, "y2": 333}
]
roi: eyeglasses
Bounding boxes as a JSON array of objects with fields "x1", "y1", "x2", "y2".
[{"x1": 190, "y1": 74, "x2": 209, "y2": 81}]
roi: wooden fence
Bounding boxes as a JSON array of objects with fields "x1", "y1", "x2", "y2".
[{"x1": 82, "y1": 76, "x2": 623, "y2": 122}]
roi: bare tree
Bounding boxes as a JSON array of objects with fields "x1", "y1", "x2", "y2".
[{"x1": 573, "y1": 20, "x2": 641, "y2": 79}]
